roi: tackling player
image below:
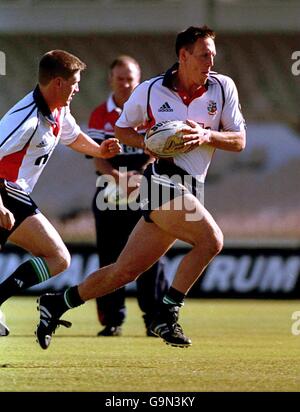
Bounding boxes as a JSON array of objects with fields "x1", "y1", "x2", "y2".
[{"x1": 0, "y1": 50, "x2": 121, "y2": 336}]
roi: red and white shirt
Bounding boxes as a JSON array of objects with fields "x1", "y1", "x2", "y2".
[
  {"x1": 88, "y1": 94, "x2": 148, "y2": 172},
  {"x1": 116, "y1": 63, "x2": 245, "y2": 182},
  {"x1": 0, "y1": 86, "x2": 81, "y2": 193}
]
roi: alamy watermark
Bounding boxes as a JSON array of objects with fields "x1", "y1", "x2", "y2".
[
  {"x1": 291, "y1": 311, "x2": 300, "y2": 336},
  {"x1": 0, "y1": 51, "x2": 6, "y2": 75},
  {"x1": 291, "y1": 51, "x2": 300, "y2": 76},
  {"x1": 94, "y1": 167, "x2": 205, "y2": 222}
]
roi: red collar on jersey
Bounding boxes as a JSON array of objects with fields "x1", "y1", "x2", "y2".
[{"x1": 162, "y1": 62, "x2": 209, "y2": 105}]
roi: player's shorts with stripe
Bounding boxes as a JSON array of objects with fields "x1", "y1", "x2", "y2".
[
  {"x1": 139, "y1": 160, "x2": 204, "y2": 223},
  {"x1": 0, "y1": 179, "x2": 39, "y2": 247}
]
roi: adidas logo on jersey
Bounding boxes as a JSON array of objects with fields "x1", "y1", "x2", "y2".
[{"x1": 158, "y1": 102, "x2": 173, "y2": 112}]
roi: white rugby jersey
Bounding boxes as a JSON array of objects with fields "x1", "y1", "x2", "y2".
[
  {"x1": 116, "y1": 63, "x2": 245, "y2": 182},
  {"x1": 0, "y1": 86, "x2": 81, "y2": 193}
]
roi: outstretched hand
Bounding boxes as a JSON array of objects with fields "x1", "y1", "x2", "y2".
[{"x1": 99, "y1": 138, "x2": 122, "y2": 159}]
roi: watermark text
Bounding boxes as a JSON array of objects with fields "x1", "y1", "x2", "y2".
[
  {"x1": 94, "y1": 167, "x2": 205, "y2": 221},
  {"x1": 291, "y1": 51, "x2": 300, "y2": 76},
  {"x1": 0, "y1": 51, "x2": 6, "y2": 75},
  {"x1": 291, "y1": 311, "x2": 300, "y2": 335}
]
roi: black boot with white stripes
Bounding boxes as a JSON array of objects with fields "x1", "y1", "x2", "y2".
[{"x1": 35, "y1": 293, "x2": 71, "y2": 349}]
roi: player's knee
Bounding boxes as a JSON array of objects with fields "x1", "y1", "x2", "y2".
[
  {"x1": 195, "y1": 226, "x2": 223, "y2": 258},
  {"x1": 210, "y1": 228, "x2": 224, "y2": 256},
  {"x1": 56, "y1": 248, "x2": 71, "y2": 273}
]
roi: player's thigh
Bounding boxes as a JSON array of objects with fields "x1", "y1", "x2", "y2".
[
  {"x1": 115, "y1": 217, "x2": 176, "y2": 275},
  {"x1": 150, "y1": 193, "x2": 223, "y2": 246},
  {"x1": 8, "y1": 213, "x2": 68, "y2": 257}
]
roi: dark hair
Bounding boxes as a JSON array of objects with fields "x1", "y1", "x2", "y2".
[
  {"x1": 109, "y1": 55, "x2": 141, "y2": 74},
  {"x1": 175, "y1": 26, "x2": 216, "y2": 57},
  {"x1": 39, "y1": 50, "x2": 86, "y2": 85}
]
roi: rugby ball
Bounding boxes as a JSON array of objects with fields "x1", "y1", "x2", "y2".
[{"x1": 144, "y1": 120, "x2": 188, "y2": 157}]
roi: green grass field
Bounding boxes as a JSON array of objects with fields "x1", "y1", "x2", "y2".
[{"x1": 0, "y1": 296, "x2": 300, "y2": 392}]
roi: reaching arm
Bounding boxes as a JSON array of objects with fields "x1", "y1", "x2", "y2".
[
  {"x1": 114, "y1": 126, "x2": 145, "y2": 149},
  {"x1": 68, "y1": 132, "x2": 121, "y2": 158},
  {"x1": 114, "y1": 125, "x2": 157, "y2": 159}
]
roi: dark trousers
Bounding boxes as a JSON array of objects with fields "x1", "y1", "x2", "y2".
[{"x1": 93, "y1": 193, "x2": 168, "y2": 327}]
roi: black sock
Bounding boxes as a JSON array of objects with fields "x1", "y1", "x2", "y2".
[
  {"x1": 0, "y1": 257, "x2": 50, "y2": 305},
  {"x1": 163, "y1": 286, "x2": 186, "y2": 307},
  {"x1": 43, "y1": 286, "x2": 85, "y2": 319},
  {"x1": 63, "y1": 286, "x2": 85, "y2": 310}
]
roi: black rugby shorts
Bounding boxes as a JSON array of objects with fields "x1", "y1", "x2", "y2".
[
  {"x1": 138, "y1": 160, "x2": 204, "y2": 223},
  {"x1": 0, "y1": 179, "x2": 39, "y2": 248}
]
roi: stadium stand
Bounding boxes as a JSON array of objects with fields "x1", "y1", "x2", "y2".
[{"x1": 1, "y1": 33, "x2": 300, "y2": 124}]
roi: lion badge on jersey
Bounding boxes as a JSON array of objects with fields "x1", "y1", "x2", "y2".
[{"x1": 207, "y1": 100, "x2": 217, "y2": 116}]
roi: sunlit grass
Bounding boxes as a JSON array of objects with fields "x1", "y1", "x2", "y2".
[{"x1": 0, "y1": 297, "x2": 300, "y2": 392}]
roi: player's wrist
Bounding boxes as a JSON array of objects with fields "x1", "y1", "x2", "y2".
[{"x1": 204, "y1": 129, "x2": 212, "y2": 143}]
